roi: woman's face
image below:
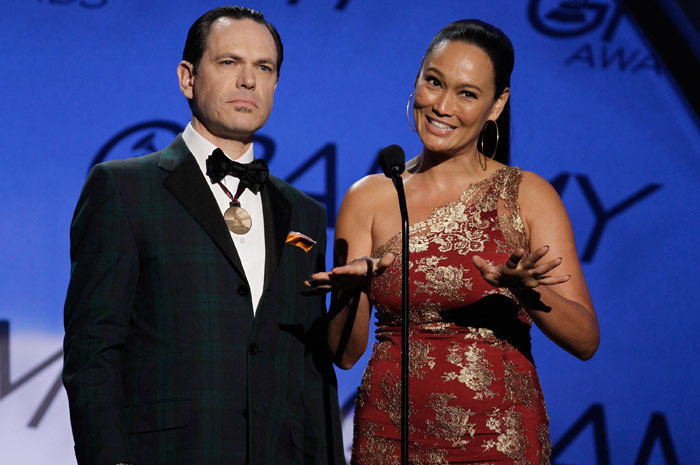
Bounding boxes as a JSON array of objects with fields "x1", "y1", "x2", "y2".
[{"x1": 413, "y1": 40, "x2": 509, "y2": 157}]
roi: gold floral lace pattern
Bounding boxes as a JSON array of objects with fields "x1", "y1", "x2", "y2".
[
  {"x1": 442, "y1": 341, "x2": 496, "y2": 400},
  {"x1": 413, "y1": 445, "x2": 449, "y2": 465},
  {"x1": 504, "y1": 360, "x2": 538, "y2": 411},
  {"x1": 537, "y1": 424, "x2": 552, "y2": 465},
  {"x1": 376, "y1": 370, "x2": 416, "y2": 430},
  {"x1": 410, "y1": 340, "x2": 437, "y2": 379},
  {"x1": 497, "y1": 210, "x2": 528, "y2": 251},
  {"x1": 370, "y1": 167, "x2": 530, "y2": 327},
  {"x1": 424, "y1": 392, "x2": 475, "y2": 448},
  {"x1": 356, "y1": 363, "x2": 375, "y2": 409},
  {"x1": 354, "y1": 419, "x2": 399, "y2": 465},
  {"x1": 373, "y1": 340, "x2": 393, "y2": 361},
  {"x1": 410, "y1": 201, "x2": 491, "y2": 257},
  {"x1": 374, "y1": 302, "x2": 401, "y2": 328},
  {"x1": 463, "y1": 326, "x2": 510, "y2": 349},
  {"x1": 371, "y1": 167, "x2": 526, "y2": 259},
  {"x1": 414, "y1": 256, "x2": 473, "y2": 300},
  {"x1": 413, "y1": 301, "x2": 447, "y2": 326},
  {"x1": 353, "y1": 345, "x2": 549, "y2": 464},
  {"x1": 482, "y1": 407, "x2": 530, "y2": 465},
  {"x1": 418, "y1": 321, "x2": 457, "y2": 335}
]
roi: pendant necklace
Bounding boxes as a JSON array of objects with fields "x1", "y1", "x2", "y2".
[{"x1": 218, "y1": 181, "x2": 252, "y2": 235}]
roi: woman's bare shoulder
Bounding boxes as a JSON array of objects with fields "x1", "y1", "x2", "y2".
[
  {"x1": 336, "y1": 174, "x2": 400, "y2": 249},
  {"x1": 517, "y1": 169, "x2": 572, "y2": 236},
  {"x1": 343, "y1": 173, "x2": 396, "y2": 204},
  {"x1": 518, "y1": 169, "x2": 563, "y2": 205}
]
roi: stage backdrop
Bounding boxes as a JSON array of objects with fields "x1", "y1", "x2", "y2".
[{"x1": 1, "y1": 1, "x2": 698, "y2": 464}]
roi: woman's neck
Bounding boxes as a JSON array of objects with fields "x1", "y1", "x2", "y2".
[{"x1": 408, "y1": 146, "x2": 496, "y2": 192}]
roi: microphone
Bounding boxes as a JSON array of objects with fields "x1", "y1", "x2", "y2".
[
  {"x1": 378, "y1": 144, "x2": 405, "y2": 178},
  {"x1": 377, "y1": 144, "x2": 410, "y2": 465}
]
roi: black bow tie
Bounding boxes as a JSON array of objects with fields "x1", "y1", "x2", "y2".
[{"x1": 205, "y1": 148, "x2": 269, "y2": 193}]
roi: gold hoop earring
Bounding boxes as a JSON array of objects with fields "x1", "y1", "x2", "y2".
[
  {"x1": 406, "y1": 91, "x2": 417, "y2": 133},
  {"x1": 477, "y1": 120, "x2": 499, "y2": 171}
]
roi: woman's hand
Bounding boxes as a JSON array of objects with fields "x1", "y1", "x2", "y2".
[
  {"x1": 305, "y1": 253, "x2": 395, "y2": 292},
  {"x1": 472, "y1": 245, "x2": 570, "y2": 290}
]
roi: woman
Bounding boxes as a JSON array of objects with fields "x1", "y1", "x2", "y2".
[{"x1": 309, "y1": 19, "x2": 599, "y2": 464}]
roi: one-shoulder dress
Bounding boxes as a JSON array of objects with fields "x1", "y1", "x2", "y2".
[{"x1": 352, "y1": 167, "x2": 552, "y2": 465}]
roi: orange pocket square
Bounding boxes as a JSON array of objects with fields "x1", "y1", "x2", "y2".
[{"x1": 285, "y1": 231, "x2": 316, "y2": 253}]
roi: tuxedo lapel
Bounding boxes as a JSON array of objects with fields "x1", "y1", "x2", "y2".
[
  {"x1": 160, "y1": 136, "x2": 247, "y2": 282},
  {"x1": 261, "y1": 177, "x2": 291, "y2": 293}
]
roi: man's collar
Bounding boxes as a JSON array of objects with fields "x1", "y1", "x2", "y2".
[{"x1": 182, "y1": 122, "x2": 255, "y2": 165}]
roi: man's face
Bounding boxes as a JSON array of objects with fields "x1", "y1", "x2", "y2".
[{"x1": 179, "y1": 17, "x2": 278, "y2": 143}]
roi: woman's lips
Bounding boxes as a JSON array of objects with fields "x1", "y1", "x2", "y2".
[{"x1": 425, "y1": 116, "x2": 455, "y2": 135}]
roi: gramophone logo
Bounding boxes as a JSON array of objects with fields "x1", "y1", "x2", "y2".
[
  {"x1": 527, "y1": 0, "x2": 662, "y2": 74},
  {"x1": 528, "y1": 0, "x2": 613, "y2": 38},
  {"x1": 90, "y1": 120, "x2": 184, "y2": 170}
]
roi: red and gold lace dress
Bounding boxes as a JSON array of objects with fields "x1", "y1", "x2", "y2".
[{"x1": 352, "y1": 167, "x2": 552, "y2": 465}]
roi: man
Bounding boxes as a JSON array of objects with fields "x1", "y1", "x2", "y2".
[{"x1": 62, "y1": 6, "x2": 344, "y2": 465}]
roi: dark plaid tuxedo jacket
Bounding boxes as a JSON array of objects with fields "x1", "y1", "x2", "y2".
[{"x1": 62, "y1": 135, "x2": 344, "y2": 465}]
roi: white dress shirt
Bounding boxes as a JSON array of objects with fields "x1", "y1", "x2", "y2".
[{"x1": 182, "y1": 123, "x2": 266, "y2": 314}]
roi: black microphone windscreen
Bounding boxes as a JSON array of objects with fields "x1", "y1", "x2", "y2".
[{"x1": 378, "y1": 145, "x2": 406, "y2": 178}]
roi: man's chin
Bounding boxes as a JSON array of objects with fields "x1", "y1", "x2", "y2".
[{"x1": 213, "y1": 124, "x2": 264, "y2": 143}]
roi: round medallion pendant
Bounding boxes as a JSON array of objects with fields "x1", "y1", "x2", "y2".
[{"x1": 224, "y1": 205, "x2": 252, "y2": 234}]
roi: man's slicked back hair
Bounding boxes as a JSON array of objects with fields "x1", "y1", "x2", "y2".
[{"x1": 182, "y1": 5, "x2": 284, "y2": 77}]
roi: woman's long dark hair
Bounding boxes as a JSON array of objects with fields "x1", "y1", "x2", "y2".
[{"x1": 421, "y1": 20, "x2": 515, "y2": 165}]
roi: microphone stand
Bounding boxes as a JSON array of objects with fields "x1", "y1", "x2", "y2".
[{"x1": 389, "y1": 167, "x2": 410, "y2": 465}]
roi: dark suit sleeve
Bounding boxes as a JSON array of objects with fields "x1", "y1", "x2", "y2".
[
  {"x1": 63, "y1": 164, "x2": 137, "y2": 465},
  {"x1": 302, "y1": 204, "x2": 346, "y2": 465}
]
